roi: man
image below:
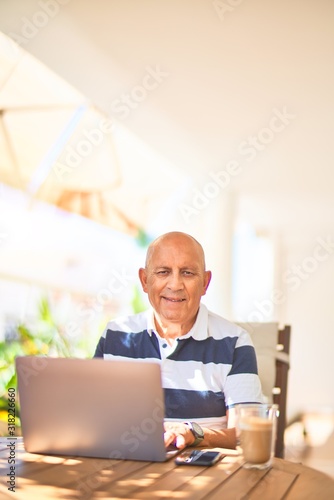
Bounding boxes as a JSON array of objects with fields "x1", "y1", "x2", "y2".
[{"x1": 94, "y1": 231, "x2": 263, "y2": 450}]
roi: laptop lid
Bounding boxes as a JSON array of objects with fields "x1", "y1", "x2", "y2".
[{"x1": 16, "y1": 356, "x2": 170, "y2": 462}]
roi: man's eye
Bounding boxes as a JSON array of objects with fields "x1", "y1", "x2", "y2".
[
  {"x1": 157, "y1": 270, "x2": 168, "y2": 275},
  {"x1": 183, "y1": 271, "x2": 194, "y2": 276}
]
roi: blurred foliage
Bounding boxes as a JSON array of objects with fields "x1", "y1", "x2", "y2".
[
  {"x1": 131, "y1": 284, "x2": 148, "y2": 314},
  {"x1": 0, "y1": 296, "x2": 91, "y2": 435},
  {"x1": 135, "y1": 228, "x2": 152, "y2": 248}
]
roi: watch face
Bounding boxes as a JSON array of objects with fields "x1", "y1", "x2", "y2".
[{"x1": 191, "y1": 422, "x2": 204, "y2": 439}]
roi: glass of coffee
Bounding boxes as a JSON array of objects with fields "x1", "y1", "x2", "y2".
[{"x1": 235, "y1": 403, "x2": 278, "y2": 469}]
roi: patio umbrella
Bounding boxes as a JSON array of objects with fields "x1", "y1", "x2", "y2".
[{"x1": 0, "y1": 32, "x2": 185, "y2": 237}]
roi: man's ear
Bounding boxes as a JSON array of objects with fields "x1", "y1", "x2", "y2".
[
  {"x1": 202, "y1": 270, "x2": 212, "y2": 295},
  {"x1": 138, "y1": 268, "x2": 148, "y2": 293}
]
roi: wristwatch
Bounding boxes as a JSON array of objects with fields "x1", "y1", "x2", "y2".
[{"x1": 184, "y1": 421, "x2": 204, "y2": 446}]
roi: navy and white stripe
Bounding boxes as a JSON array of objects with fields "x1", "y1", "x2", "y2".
[{"x1": 94, "y1": 304, "x2": 263, "y2": 429}]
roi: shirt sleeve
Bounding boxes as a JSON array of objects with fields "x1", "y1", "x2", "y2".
[
  {"x1": 93, "y1": 336, "x2": 105, "y2": 358},
  {"x1": 224, "y1": 328, "x2": 264, "y2": 408}
]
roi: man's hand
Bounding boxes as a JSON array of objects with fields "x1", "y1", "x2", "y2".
[
  {"x1": 164, "y1": 418, "x2": 237, "y2": 450},
  {"x1": 164, "y1": 421, "x2": 196, "y2": 449}
]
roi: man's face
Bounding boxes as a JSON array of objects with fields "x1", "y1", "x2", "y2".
[{"x1": 139, "y1": 235, "x2": 211, "y2": 333}]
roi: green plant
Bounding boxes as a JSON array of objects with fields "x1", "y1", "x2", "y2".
[
  {"x1": 131, "y1": 284, "x2": 148, "y2": 314},
  {"x1": 0, "y1": 297, "x2": 89, "y2": 435}
]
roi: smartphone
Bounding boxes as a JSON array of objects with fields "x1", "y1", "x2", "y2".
[{"x1": 175, "y1": 449, "x2": 223, "y2": 466}]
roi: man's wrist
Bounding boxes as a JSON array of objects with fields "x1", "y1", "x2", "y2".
[{"x1": 184, "y1": 421, "x2": 204, "y2": 446}]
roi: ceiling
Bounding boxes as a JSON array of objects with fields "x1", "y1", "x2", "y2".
[{"x1": 0, "y1": 0, "x2": 333, "y2": 233}]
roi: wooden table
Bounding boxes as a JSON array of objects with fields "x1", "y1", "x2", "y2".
[{"x1": 1, "y1": 438, "x2": 334, "y2": 499}]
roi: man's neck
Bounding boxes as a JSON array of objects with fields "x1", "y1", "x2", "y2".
[{"x1": 153, "y1": 315, "x2": 197, "y2": 342}]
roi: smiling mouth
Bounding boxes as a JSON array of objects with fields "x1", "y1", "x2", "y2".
[{"x1": 162, "y1": 297, "x2": 186, "y2": 302}]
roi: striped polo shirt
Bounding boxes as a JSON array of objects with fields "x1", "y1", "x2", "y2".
[{"x1": 94, "y1": 303, "x2": 263, "y2": 430}]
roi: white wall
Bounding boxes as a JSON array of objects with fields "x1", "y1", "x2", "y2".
[
  {"x1": 282, "y1": 233, "x2": 334, "y2": 419},
  {"x1": 236, "y1": 196, "x2": 334, "y2": 420}
]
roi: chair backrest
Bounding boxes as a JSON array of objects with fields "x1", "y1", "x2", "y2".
[{"x1": 236, "y1": 322, "x2": 291, "y2": 458}]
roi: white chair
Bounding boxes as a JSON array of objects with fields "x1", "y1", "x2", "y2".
[{"x1": 236, "y1": 322, "x2": 291, "y2": 458}]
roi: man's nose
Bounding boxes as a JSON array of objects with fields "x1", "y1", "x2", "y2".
[{"x1": 167, "y1": 272, "x2": 184, "y2": 290}]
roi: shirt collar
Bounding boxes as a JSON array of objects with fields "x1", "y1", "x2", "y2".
[
  {"x1": 146, "y1": 309, "x2": 156, "y2": 335},
  {"x1": 146, "y1": 302, "x2": 209, "y2": 340}
]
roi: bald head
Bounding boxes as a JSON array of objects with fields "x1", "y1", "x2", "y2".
[{"x1": 145, "y1": 232, "x2": 206, "y2": 271}]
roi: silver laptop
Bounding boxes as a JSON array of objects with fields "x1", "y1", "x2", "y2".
[{"x1": 16, "y1": 356, "x2": 178, "y2": 462}]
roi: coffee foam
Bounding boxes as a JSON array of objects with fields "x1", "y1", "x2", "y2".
[{"x1": 239, "y1": 416, "x2": 273, "y2": 431}]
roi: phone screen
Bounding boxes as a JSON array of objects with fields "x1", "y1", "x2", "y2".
[{"x1": 175, "y1": 449, "x2": 223, "y2": 466}]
